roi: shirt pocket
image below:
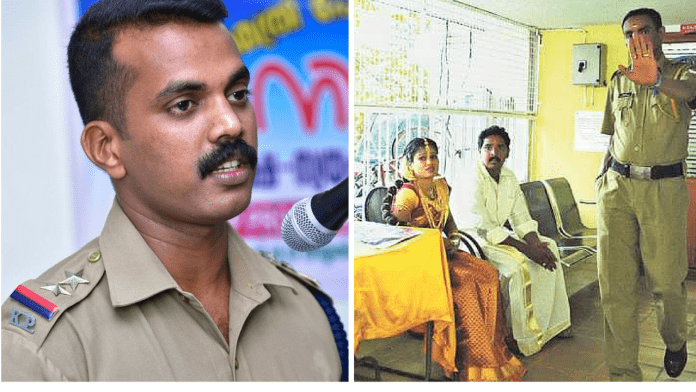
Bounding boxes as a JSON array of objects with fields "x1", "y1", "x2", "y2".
[
  {"x1": 652, "y1": 92, "x2": 680, "y2": 122},
  {"x1": 612, "y1": 94, "x2": 634, "y2": 126}
]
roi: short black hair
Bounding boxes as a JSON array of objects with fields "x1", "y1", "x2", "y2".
[
  {"x1": 403, "y1": 137, "x2": 438, "y2": 164},
  {"x1": 622, "y1": 8, "x2": 662, "y2": 30},
  {"x1": 67, "y1": 0, "x2": 228, "y2": 137},
  {"x1": 478, "y1": 126, "x2": 510, "y2": 150}
]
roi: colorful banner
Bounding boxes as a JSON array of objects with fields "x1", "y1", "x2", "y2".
[{"x1": 76, "y1": 0, "x2": 349, "y2": 321}]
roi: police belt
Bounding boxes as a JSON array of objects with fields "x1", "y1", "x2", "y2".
[{"x1": 609, "y1": 157, "x2": 684, "y2": 180}]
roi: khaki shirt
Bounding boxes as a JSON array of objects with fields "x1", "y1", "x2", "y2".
[
  {"x1": 601, "y1": 55, "x2": 696, "y2": 166},
  {"x1": 2, "y1": 199, "x2": 341, "y2": 381}
]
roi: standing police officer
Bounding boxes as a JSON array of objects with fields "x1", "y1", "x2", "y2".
[{"x1": 597, "y1": 8, "x2": 696, "y2": 381}]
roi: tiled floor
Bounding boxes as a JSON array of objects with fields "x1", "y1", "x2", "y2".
[
  {"x1": 520, "y1": 277, "x2": 696, "y2": 382},
  {"x1": 354, "y1": 268, "x2": 696, "y2": 382}
]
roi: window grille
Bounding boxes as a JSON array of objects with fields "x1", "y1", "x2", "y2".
[
  {"x1": 354, "y1": 0, "x2": 539, "y2": 219},
  {"x1": 663, "y1": 42, "x2": 696, "y2": 178}
]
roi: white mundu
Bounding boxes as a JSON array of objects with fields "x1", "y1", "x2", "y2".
[{"x1": 450, "y1": 161, "x2": 571, "y2": 356}]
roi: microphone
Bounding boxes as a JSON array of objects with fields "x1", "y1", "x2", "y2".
[{"x1": 281, "y1": 178, "x2": 348, "y2": 252}]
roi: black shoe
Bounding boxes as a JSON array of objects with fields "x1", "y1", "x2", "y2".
[{"x1": 664, "y1": 343, "x2": 687, "y2": 378}]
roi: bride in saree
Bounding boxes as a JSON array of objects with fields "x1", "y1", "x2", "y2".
[{"x1": 389, "y1": 137, "x2": 526, "y2": 381}]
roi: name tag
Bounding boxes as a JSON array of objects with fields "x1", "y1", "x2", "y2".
[{"x1": 618, "y1": 92, "x2": 633, "y2": 98}]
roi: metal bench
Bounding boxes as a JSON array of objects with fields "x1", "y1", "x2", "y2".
[
  {"x1": 520, "y1": 180, "x2": 598, "y2": 297},
  {"x1": 541, "y1": 178, "x2": 597, "y2": 242}
]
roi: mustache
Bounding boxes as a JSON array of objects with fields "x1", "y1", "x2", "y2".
[
  {"x1": 198, "y1": 139, "x2": 258, "y2": 179},
  {"x1": 489, "y1": 157, "x2": 501, "y2": 163}
]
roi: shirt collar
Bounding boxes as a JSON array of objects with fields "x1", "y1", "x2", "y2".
[
  {"x1": 476, "y1": 159, "x2": 513, "y2": 184},
  {"x1": 655, "y1": 53, "x2": 681, "y2": 78},
  {"x1": 226, "y1": 223, "x2": 297, "y2": 300},
  {"x1": 99, "y1": 198, "x2": 296, "y2": 308},
  {"x1": 654, "y1": 53, "x2": 668, "y2": 74}
]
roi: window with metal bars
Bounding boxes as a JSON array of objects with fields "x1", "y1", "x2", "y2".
[
  {"x1": 354, "y1": 0, "x2": 539, "y2": 219},
  {"x1": 663, "y1": 42, "x2": 696, "y2": 178}
]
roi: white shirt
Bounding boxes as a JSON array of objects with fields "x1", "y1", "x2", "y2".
[{"x1": 450, "y1": 160, "x2": 537, "y2": 245}]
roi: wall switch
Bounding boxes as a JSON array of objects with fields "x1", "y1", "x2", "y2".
[{"x1": 572, "y1": 44, "x2": 606, "y2": 86}]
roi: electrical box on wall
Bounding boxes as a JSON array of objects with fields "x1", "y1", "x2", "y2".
[{"x1": 572, "y1": 43, "x2": 606, "y2": 86}]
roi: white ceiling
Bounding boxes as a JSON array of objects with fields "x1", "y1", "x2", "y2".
[{"x1": 457, "y1": 0, "x2": 696, "y2": 30}]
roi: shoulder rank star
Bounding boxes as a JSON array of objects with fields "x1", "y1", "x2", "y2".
[
  {"x1": 41, "y1": 283, "x2": 71, "y2": 297},
  {"x1": 59, "y1": 270, "x2": 90, "y2": 291},
  {"x1": 259, "y1": 250, "x2": 293, "y2": 269}
]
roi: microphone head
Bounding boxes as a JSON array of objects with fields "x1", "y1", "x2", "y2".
[{"x1": 281, "y1": 197, "x2": 338, "y2": 252}]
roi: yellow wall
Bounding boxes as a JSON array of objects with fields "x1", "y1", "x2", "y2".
[{"x1": 532, "y1": 24, "x2": 627, "y2": 227}]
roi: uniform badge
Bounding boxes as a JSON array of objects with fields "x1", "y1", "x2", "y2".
[
  {"x1": 10, "y1": 284, "x2": 60, "y2": 320},
  {"x1": 9, "y1": 307, "x2": 36, "y2": 333},
  {"x1": 259, "y1": 250, "x2": 292, "y2": 268},
  {"x1": 59, "y1": 270, "x2": 90, "y2": 291},
  {"x1": 259, "y1": 250, "x2": 278, "y2": 262},
  {"x1": 41, "y1": 283, "x2": 71, "y2": 297},
  {"x1": 259, "y1": 250, "x2": 321, "y2": 288}
]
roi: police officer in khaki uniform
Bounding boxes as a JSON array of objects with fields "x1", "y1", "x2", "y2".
[
  {"x1": 1, "y1": 0, "x2": 345, "y2": 381},
  {"x1": 596, "y1": 8, "x2": 696, "y2": 381}
]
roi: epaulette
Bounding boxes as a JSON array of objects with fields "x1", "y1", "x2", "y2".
[
  {"x1": 1, "y1": 238, "x2": 105, "y2": 346},
  {"x1": 258, "y1": 250, "x2": 347, "y2": 381},
  {"x1": 257, "y1": 250, "x2": 323, "y2": 294},
  {"x1": 611, "y1": 69, "x2": 622, "y2": 80},
  {"x1": 674, "y1": 62, "x2": 695, "y2": 80}
]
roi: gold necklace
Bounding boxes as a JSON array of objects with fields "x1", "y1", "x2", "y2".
[
  {"x1": 415, "y1": 181, "x2": 448, "y2": 230},
  {"x1": 422, "y1": 185, "x2": 436, "y2": 200}
]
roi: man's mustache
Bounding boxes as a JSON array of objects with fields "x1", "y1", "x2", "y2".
[
  {"x1": 489, "y1": 157, "x2": 501, "y2": 163},
  {"x1": 198, "y1": 139, "x2": 258, "y2": 179}
]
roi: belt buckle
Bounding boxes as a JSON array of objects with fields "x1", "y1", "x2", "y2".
[{"x1": 629, "y1": 165, "x2": 651, "y2": 180}]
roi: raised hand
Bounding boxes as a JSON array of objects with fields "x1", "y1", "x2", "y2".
[{"x1": 618, "y1": 33, "x2": 659, "y2": 86}]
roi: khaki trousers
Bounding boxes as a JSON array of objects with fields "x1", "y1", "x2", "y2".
[{"x1": 596, "y1": 169, "x2": 688, "y2": 381}]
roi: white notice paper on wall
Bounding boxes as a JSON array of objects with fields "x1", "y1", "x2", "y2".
[{"x1": 574, "y1": 111, "x2": 610, "y2": 152}]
